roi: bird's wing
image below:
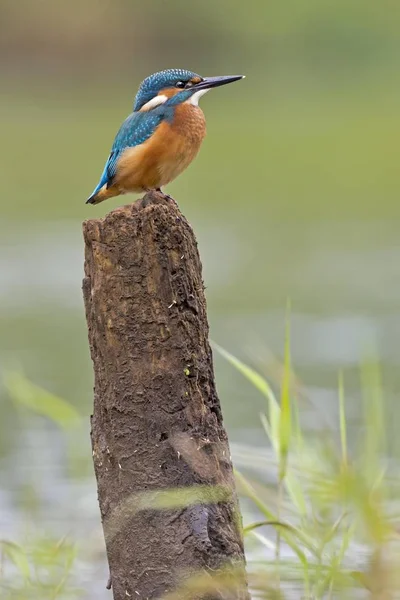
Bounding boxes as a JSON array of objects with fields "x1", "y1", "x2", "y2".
[{"x1": 90, "y1": 110, "x2": 165, "y2": 197}]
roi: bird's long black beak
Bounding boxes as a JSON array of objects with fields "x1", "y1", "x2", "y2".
[{"x1": 193, "y1": 75, "x2": 244, "y2": 91}]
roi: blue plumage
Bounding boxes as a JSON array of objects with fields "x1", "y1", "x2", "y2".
[
  {"x1": 86, "y1": 68, "x2": 244, "y2": 205},
  {"x1": 88, "y1": 109, "x2": 168, "y2": 200},
  {"x1": 134, "y1": 69, "x2": 199, "y2": 111},
  {"x1": 88, "y1": 69, "x2": 203, "y2": 203}
]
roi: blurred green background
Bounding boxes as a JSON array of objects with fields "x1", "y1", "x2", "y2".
[{"x1": 1, "y1": 0, "x2": 400, "y2": 596}]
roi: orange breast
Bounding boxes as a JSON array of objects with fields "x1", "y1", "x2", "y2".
[
  {"x1": 115, "y1": 104, "x2": 206, "y2": 192},
  {"x1": 155, "y1": 103, "x2": 207, "y2": 187}
]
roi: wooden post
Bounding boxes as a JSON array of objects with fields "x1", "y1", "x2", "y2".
[{"x1": 82, "y1": 192, "x2": 249, "y2": 600}]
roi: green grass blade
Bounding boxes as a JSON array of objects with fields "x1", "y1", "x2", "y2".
[
  {"x1": 4, "y1": 371, "x2": 80, "y2": 431},
  {"x1": 213, "y1": 343, "x2": 280, "y2": 440},
  {"x1": 279, "y1": 307, "x2": 292, "y2": 479},
  {"x1": 235, "y1": 470, "x2": 316, "y2": 559},
  {"x1": 360, "y1": 356, "x2": 386, "y2": 484},
  {"x1": 1, "y1": 540, "x2": 31, "y2": 580},
  {"x1": 338, "y1": 371, "x2": 348, "y2": 467}
]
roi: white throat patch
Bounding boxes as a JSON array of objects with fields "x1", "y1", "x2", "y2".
[
  {"x1": 188, "y1": 89, "x2": 210, "y2": 106},
  {"x1": 140, "y1": 94, "x2": 168, "y2": 112}
]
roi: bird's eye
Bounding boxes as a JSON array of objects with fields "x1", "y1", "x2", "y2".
[{"x1": 175, "y1": 81, "x2": 186, "y2": 88}]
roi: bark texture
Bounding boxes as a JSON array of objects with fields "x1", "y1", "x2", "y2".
[{"x1": 82, "y1": 192, "x2": 249, "y2": 600}]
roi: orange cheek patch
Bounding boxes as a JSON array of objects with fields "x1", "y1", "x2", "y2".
[{"x1": 158, "y1": 88, "x2": 180, "y2": 99}]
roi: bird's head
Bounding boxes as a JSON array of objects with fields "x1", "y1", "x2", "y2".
[{"x1": 134, "y1": 68, "x2": 244, "y2": 112}]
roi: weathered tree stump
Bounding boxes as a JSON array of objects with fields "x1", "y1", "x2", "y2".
[{"x1": 82, "y1": 192, "x2": 249, "y2": 600}]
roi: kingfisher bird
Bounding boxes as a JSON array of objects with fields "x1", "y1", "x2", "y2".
[{"x1": 86, "y1": 68, "x2": 244, "y2": 205}]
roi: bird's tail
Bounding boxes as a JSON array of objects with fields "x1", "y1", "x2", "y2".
[{"x1": 86, "y1": 184, "x2": 120, "y2": 205}]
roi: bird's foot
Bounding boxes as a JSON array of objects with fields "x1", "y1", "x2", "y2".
[{"x1": 155, "y1": 188, "x2": 178, "y2": 205}]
